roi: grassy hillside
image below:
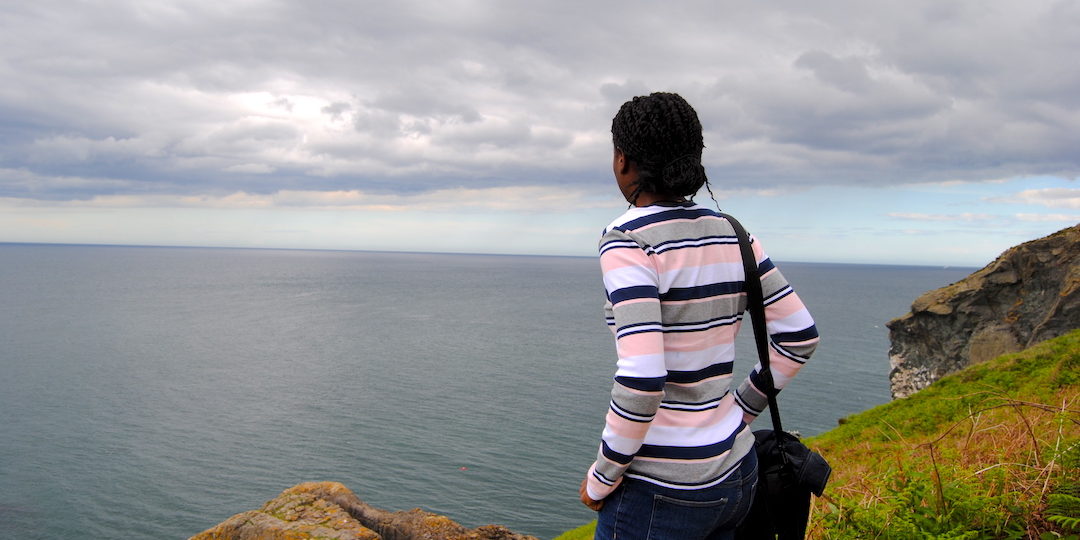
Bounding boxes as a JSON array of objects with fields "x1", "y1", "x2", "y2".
[
  {"x1": 556, "y1": 330, "x2": 1080, "y2": 540},
  {"x1": 808, "y1": 329, "x2": 1079, "y2": 539}
]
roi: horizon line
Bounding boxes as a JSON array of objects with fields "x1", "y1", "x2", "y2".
[{"x1": 0, "y1": 240, "x2": 982, "y2": 270}]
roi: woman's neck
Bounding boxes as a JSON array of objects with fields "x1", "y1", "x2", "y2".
[{"x1": 633, "y1": 192, "x2": 686, "y2": 207}]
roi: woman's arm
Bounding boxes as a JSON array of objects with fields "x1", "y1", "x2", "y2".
[
  {"x1": 585, "y1": 228, "x2": 667, "y2": 502},
  {"x1": 733, "y1": 234, "x2": 820, "y2": 423}
]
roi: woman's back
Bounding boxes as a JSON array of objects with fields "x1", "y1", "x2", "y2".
[{"x1": 598, "y1": 202, "x2": 760, "y2": 491}]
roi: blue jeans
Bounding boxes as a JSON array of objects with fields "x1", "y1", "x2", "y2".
[{"x1": 594, "y1": 451, "x2": 758, "y2": 540}]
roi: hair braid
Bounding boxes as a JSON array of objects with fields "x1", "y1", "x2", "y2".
[{"x1": 611, "y1": 92, "x2": 712, "y2": 203}]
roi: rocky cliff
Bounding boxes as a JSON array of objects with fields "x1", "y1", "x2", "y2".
[
  {"x1": 887, "y1": 224, "x2": 1079, "y2": 399},
  {"x1": 190, "y1": 482, "x2": 539, "y2": 540}
]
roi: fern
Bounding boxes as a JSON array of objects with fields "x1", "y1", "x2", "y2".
[{"x1": 1048, "y1": 493, "x2": 1080, "y2": 532}]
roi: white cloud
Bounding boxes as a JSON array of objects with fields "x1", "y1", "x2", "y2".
[
  {"x1": 223, "y1": 163, "x2": 276, "y2": 174},
  {"x1": 887, "y1": 212, "x2": 996, "y2": 222},
  {"x1": 1015, "y1": 213, "x2": 1080, "y2": 223},
  {"x1": 989, "y1": 187, "x2": 1080, "y2": 209}
]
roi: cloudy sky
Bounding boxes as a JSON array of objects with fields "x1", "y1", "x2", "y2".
[{"x1": 1, "y1": 0, "x2": 1077, "y2": 266}]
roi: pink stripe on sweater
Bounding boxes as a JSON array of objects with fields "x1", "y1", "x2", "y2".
[
  {"x1": 601, "y1": 248, "x2": 651, "y2": 273},
  {"x1": 654, "y1": 243, "x2": 743, "y2": 272},
  {"x1": 771, "y1": 355, "x2": 806, "y2": 378},
  {"x1": 652, "y1": 396, "x2": 736, "y2": 428},
  {"x1": 659, "y1": 324, "x2": 738, "y2": 352},
  {"x1": 611, "y1": 297, "x2": 658, "y2": 308},
  {"x1": 605, "y1": 410, "x2": 653, "y2": 439},
  {"x1": 616, "y1": 332, "x2": 665, "y2": 358},
  {"x1": 765, "y1": 293, "x2": 808, "y2": 320}
]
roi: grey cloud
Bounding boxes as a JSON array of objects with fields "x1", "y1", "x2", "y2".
[
  {"x1": 184, "y1": 122, "x2": 302, "y2": 156},
  {"x1": 794, "y1": 51, "x2": 873, "y2": 93},
  {"x1": 1, "y1": 0, "x2": 1078, "y2": 202},
  {"x1": 271, "y1": 98, "x2": 294, "y2": 112},
  {"x1": 600, "y1": 81, "x2": 652, "y2": 104},
  {"x1": 430, "y1": 120, "x2": 532, "y2": 150},
  {"x1": 0, "y1": 168, "x2": 142, "y2": 200},
  {"x1": 352, "y1": 109, "x2": 403, "y2": 138},
  {"x1": 369, "y1": 91, "x2": 482, "y2": 124},
  {"x1": 321, "y1": 102, "x2": 351, "y2": 120}
]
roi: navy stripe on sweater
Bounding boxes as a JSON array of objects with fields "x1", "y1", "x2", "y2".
[
  {"x1": 636, "y1": 429, "x2": 740, "y2": 460},
  {"x1": 666, "y1": 363, "x2": 733, "y2": 384},
  {"x1": 660, "y1": 281, "x2": 743, "y2": 302},
  {"x1": 773, "y1": 325, "x2": 820, "y2": 344},
  {"x1": 601, "y1": 441, "x2": 635, "y2": 465},
  {"x1": 615, "y1": 375, "x2": 667, "y2": 392},
  {"x1": 609, "y1": 285, "x2": 660, "y2": 304},
  {"x1": 613, "y1": 207, "x2": 718, "y2": 232},
  {"x1": 648, "y1": 235, "x2": 739, "y2": 255}
]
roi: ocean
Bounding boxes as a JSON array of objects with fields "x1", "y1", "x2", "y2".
[{"x1": 0, "y1": 244, "x2": 974, "y2": 539}]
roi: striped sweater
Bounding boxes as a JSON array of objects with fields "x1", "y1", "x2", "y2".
[{"x1": 586, "y1": 202, "x2": 819, "y2": 501}]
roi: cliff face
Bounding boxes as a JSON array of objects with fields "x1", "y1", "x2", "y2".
[
  {"x1": 191, "y1": 482, "x2": 539, "y2": 540},
  {"x1": 887, "y1": 224, "x2": 1079, "y2": 399}
]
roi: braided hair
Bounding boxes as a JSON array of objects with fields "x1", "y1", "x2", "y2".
[{"x1": 611, "y1": 92, "x2": 715, "y2": 206}]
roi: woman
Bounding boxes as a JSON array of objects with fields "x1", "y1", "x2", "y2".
[{"x1": 580, "y1": 92, "x2": 819, "y2": 539}]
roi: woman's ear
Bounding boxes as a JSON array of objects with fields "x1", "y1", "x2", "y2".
[{"x1": 614, "y1": 148, "x2": 631, "y2": 175}]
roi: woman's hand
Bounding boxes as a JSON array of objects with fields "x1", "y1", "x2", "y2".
[{"x1": 579, "y1": 477, "x2": 604, "y2": 511}]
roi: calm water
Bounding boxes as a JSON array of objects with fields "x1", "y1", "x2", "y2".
[{"x1": 0, "y1": 244, "x2": 974, "y2": 539}]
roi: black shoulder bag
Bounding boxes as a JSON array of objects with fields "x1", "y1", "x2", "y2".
[{"x1": 720, "y1": 213, "x2": 832, "y2": 540}]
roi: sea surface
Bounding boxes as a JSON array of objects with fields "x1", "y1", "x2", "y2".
[{"x1": 0, "y1": 244, "x2": 975, "y2": 539}]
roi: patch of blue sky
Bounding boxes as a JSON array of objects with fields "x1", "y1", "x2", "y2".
[{"x1": 717, "y1": 176, "x2": 1076, "y2": 267}]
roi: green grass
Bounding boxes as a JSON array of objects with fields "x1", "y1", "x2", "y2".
[
  {"x1": 807, "y1": 329, "x2": 1079, "y2": 539},
  {"x1": 553, "y1": 521, "x2": 595, "y2": 540}
]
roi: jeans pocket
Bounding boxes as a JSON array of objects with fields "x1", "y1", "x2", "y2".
[{"x1": 647, "y1": 494, "x2": 733, "y2": 539}]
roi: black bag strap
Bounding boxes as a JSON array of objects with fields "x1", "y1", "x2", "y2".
[{"x1": 718, "y1": 213, "x2": 786, "y2": 441}]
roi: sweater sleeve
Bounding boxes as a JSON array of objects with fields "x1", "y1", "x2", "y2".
[
  {"x1": 586, "y1": 228, "x2": 666, "y2": 501},
  {"x1": 733, "y1": 234, "x2": 820, "y2": 422}
]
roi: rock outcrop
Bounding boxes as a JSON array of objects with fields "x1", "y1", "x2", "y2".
[
  {"x1": 191, "y1": 482, "x2": 539, "y2": 540},
  {"x1": 887, "y1": 224, "x2": 1079, "y2": 399}
]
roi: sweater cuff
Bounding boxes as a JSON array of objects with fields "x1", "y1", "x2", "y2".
[
  {"x1": 742, "y1": 410, "x2": 758, "y2": 426},
  {"x1": 586, "y1": 463, "x2": 622, "y2": 501}
]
